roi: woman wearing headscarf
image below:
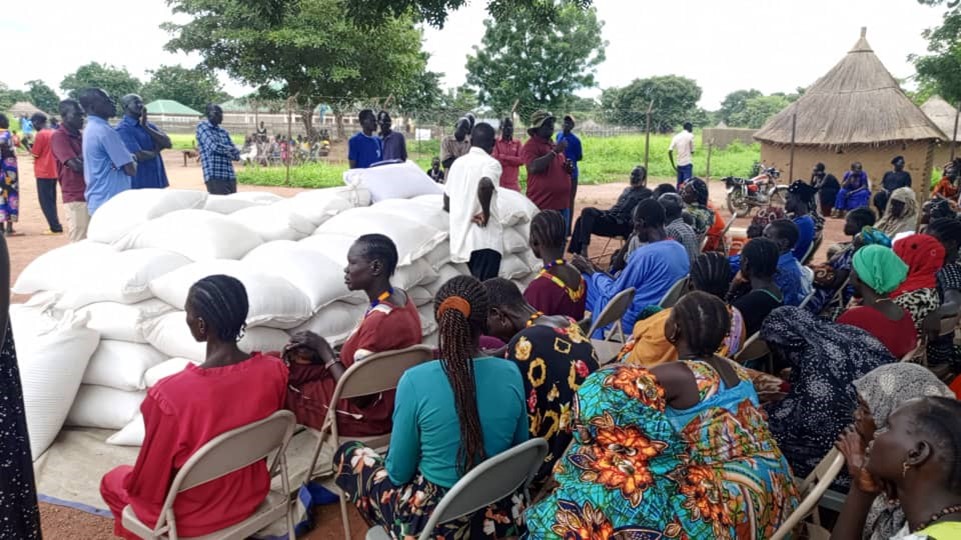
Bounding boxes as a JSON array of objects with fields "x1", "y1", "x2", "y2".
[
  {"x1": 761, "y1": 306, "x2": 895, "y2": 484},
  {"x1": 832, "y1": 364, "x2": 954, "y2": 540},
  {"x1": 892, "y1": 234, "x2": 945, "y2": 337},
  {"x1": 804, "y1": 208, "x2": 878, "y2": 317},
  {"x1": 920, "y1": 218, "x2": 961, "y2": 371},
  {"x1": 874, "y1": 187, "x2": 919, "y2": 239},
  {"x1": 837, "y1": 245, "x2": 916, "y2": 359}
]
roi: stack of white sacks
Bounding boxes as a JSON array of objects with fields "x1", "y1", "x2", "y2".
[{"x1": 12, "y1": 163, "x2": 541, "y2": 457}]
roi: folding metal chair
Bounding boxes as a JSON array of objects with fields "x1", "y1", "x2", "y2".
[
  {"x1": 770, "y1": 449, "x2": 845, "y2": 540},
  {"x1": 588, "y1": 287, "x2": 636, "y2": 364},
  {"x1": 657, "y1": 276, "x2": 689, "y2": 309}
]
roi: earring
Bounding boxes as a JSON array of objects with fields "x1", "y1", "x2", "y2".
[
  {"x1": 902, "y1": 461, "x2": 911, "y2": 478},
  {"x1": 236, "y1": 324, "x2": 247, "y2": 342}
]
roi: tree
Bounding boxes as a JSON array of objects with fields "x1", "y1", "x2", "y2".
[
  {"x1": 465, "y1": 4, "x2": 606, "y2": 117},
  {"x1": 141, "y1": 65, "x2": 230, "y2": 112},
  {"x1": 0, "y1": 82, "x2": 30, "y2": 113},
  {"x1": 25, "y1": 80, "x2": 60, "y2": 113},
  {"x1": 600, "y1": 76, "x2": 702, "y2": 132},
  {"x1": 60, "y1": 62, "x2": 142, "y2": 100},
  {"x1": 718, "y1": 89, "x2": 762, "y2": 125},
  {"x1": 727, "y1": 94, "x2": 790, "y2": 129},
  {"x1": 165, "y1": 0, "x2": 427, "y2": 138},
  {"x1": 346, "y1": 0, "x2": 592, "y2": 28},
  {"x1": 913, "y1": 0, "x2": 961, "y2": 103}
]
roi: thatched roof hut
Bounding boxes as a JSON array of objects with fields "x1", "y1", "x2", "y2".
[
  {"x1": 6, "y1": 101, "x2": 46, "y2": 117},
  {"x1": 754, "y1": 28, "x2": 944, "y2": 199},
  {"x1": 921, "y1": 95, "x2": 960, "y2": 167}
]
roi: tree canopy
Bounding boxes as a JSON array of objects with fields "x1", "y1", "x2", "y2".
[
  {"x1": 0, "y1": 82, "x2": 29, "y2": 113},
  {"x1": 465, "y1": 4, "x2": 606, "y2": 118},
  {"x1": 727, "y1": 94, "x2": 790, "y2": 129},
  {"x1": 718, "y1": 89, "x2": 762, "y2": 126},
  {"x1": 26, "y1": 81, "x2": 60, "y2": 114},
  {"x1": 600, "y1": 76, "x2": 702, "y2": 132},
  {"x1": 164, "y1": 0, "x2": 427, "y2": 135},
  {"x1": 346, "y1": 0, "x2": 592, "y2": 28},
  {"x1": 913, "y1": 0, "x2": 961, "y2": 103},
  {"x1": 59, "y1": 62, "x2": 142, "y2": 100},
  {"x1": 141, "y1": 65, "x2": 231, "y2": 113}
]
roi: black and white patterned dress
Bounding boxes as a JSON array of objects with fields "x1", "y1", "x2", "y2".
[{"x1": 0, "y1": 321, "x2": 41, "y2": 539}]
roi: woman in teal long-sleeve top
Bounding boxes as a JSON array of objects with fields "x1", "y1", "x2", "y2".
[{"x1": 335, "y1": 275, "x2": 529, "y2": 539}]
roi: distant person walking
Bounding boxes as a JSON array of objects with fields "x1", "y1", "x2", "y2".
[
  {"x1": 556, "y1": 114, "x2": 583, "y2": 232},
  {"x1": 50, "y1": 100, "x2": 89, "y2": 242},
  {"x1": 0, "y1": 115, "x2": 20, "y2": 235},
  {"x1": 669, "y1": 121, "x2": 695, "y2": 187},
  {"x1": 79, "y1": 88, "x2": 136, "y2": 214},
  {"x1": 29, "y1": 113, "x2": 63, "y2": 234},
  {"x1": 493, "y1": 117, "x2": 523, "y2": 192},
  {"x1": 116, "y1": 94, "x2": 172, "y2": 189},
  {"x1": 377, "y1": 110, "x2": 407, "y2": 162},
  {"x1": 522, "y1": 110, "x2": 572, "y2": 226},
  {"x1": 440, "y1": 117, "x2": 471, "y2": 171},
  {"x1": 196, "y1": 104, "x2": 240, "y2": 194},
  {"x1": 348, "y1": 109, "x2": 382, "y2": 169}
]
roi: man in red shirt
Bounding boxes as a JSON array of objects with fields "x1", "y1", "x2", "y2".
[
  {"x1": 521, "y1": 110, "x2": 572, "y2": 227},
  {"x1": 493, "y1": 117, "x2": 523, "y2": 191},
  {"x1": 49, "y1": 100, "x2": 89, "y2": 242},
  {"x1": 29, "y1": 113, "x2": 63, "y2": 234}
]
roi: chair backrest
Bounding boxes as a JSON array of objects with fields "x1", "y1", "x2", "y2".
[
  {"x1": 940, "y1": 314, "x2": 960, "y2": 337},
  {"x1": 333, "y1": 345, "x2": 435, "y2": 401},
  {"x1": 797, "y1": 290, "x2": 816, "y2": 310},
  {"x1": 770, "y1": 448, "x2": 845, "y2": 540},
  {"x1": 587, "y1": 287, "x2": 635, "y2": 340},
  {"x1": 801, "y1": 236, "x2": 822, "y2": 265},
  {"x1": 418, "y1": 439, "x2": 548, "y2": 540},
  {"x1": 156, "y1": 410, "x2": 295, "y2": 526},
  {"x1": 733, "y1": 333, "x2": 770, "y2": 365},
  {"x1": 657, "y1": 276, "x2": 689, "y2": 309}
]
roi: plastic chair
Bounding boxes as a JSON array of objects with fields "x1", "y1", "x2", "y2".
[
  {"x1": 306, "y1": 344, "x2": 434, "y2": 539},
  {"x1": 770, "y1": 448, "x2": 845, "y2": 540},
  {"x1": 366, "y1": 439, "x2": 549, "y2": 540},
  {"x1": 798, "y1": 290, "x2": 817, "y2": 310},
  {"x1": 801, "y1": 235, "x2": 822, "y2": 265},
  {"x1": 657, "y1": 276, "x2": 689, "y2": 309},
  {"x1": 121, "y1": 410, "x2": 297, "y2": 540},
  {"x1": 733, "y1": 333, "x2": 772, "y2": 372},
  {"x1": 588, "y1": 287, "x2": 635, "y2": 364}
]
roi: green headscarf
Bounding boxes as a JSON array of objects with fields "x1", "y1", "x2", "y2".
[{"x1": 852, "y1": 244, "x2": 908, "y2": 295}]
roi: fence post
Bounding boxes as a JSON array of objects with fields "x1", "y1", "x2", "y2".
[
  {"x1": 706, "y1": 138, "x2": 715, "y2": 180},
  {"x1": 787, "y1": 113, "x2": 797, "y2": 183},
  {"x1": 643, "y1": 100, "x2": 653, "y2": 172}
]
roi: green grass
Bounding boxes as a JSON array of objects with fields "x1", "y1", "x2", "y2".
[
  {"x1": 169, "y1": 132, "x2": 244, "y2": 150},
  {"x1": 236, "y1": 133, "x2": 762, "y2": 189}
]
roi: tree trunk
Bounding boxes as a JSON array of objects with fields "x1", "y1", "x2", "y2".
[
  {"x1": 299, "y1": 105, "x2": 315, "y2": 140},
  {"x1": 333, "y1": 108, "x2": 346, "y2": 140}
]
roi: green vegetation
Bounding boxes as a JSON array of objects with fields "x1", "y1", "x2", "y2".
[
  {"x1": 168, "y1": 133, "x2": 243, "y2": 150},
  {"x1": 237, "y1": 132, "x2": 762, "y2": 189}
]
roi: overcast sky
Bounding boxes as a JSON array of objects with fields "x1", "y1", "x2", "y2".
[{"x1": 2, "y1": 0, "x2": 949, "y2": 110}]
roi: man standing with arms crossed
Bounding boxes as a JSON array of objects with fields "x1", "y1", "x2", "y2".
[
  {"x1": 668, "y1": 121, "x2": 695, "y2": 187},
  {"x1": 78, "y1": 88, "x2": 136, "y2": 215},
  {"x1": 196, "y1": 104, "x2": 241, "y2": 194},
  {"x1": 116, "y1": 94, "x2": 172, "y2": 189},
  {"x1": 50, "y1": 100, "x2": 87, "y2": 241}
]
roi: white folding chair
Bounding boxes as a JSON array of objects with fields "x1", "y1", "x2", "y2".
[
  {"x1": 366, "y1": 439, "x2": 549, "y2": 540},
  {"x1": 588, "y1": 287, "x2": 635, "y2": 364},
  {"x1": 121, "y1": 410, "x2": 297, "y2": 540},
  {"x1": 306, "y1": 345, "x2": 434, "y2": 539},
  {"x1": 770, "y1": 448, "x2": 845, "y2": 540},
  {"x1": 657, "y1": 276, "x2": 689, "y2": 309}
]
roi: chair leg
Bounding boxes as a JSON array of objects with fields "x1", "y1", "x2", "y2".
[{"x1": 339, "y1": 492, "x2": 352, "y2": 540}]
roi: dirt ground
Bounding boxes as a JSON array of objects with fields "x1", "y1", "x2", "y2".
[{"x1": 17, "y1": 149, "x2": 844, "y2": 539}]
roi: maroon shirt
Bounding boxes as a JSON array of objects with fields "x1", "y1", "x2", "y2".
[
  {"x1": 524, "y1": 272, "x2": 587, "y2": 321},
  {"x1": 521, "y1": 135, "x2": 570, "y2": 210},
  {"x1": 50, "y1": 125, "x2": 86, "y2": 203}
]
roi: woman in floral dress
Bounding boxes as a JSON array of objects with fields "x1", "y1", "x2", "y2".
[{"x1": 0, "y1": 115, "x2": 20, "y2": 235}]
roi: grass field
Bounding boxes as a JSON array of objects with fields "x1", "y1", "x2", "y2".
[
  {"x1": 169, "y1": 132, "x2": 244, "y2": 150},
  {"x1": 236, "y1": 133, "x2": 764, "y2": 189}
]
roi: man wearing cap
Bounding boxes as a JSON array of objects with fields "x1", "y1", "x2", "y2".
[
  {"x1": 786, "y1": 180, "x2": 818, "y2": 262},
  {"x1": 522, "y1": 110, "x2": 572, "y2": 225},
  {"x1": 115, "y1": 94, "x2": 172, "y2": 189},
  {"x1": 556, "y1": 114, "x2": 583, "y2": 232},
  {"x1": 378, "y1": 110, "x2": 407, "y2": 162},
  {"x1": 874, "y1": 156, "x2": 912, "y2": 214},
  {"x1": 440, "y1": 118, "x2": 472, "y2": 172},
  {"x1": 668, "y1": 122, "x2": 695, "y2": 187}
]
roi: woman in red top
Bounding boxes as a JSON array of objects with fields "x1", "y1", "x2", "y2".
[
  {"x1": 100, "y1": 275, "x2": 288, "y2": 539},
  {"x1": 523, "y1": 210, "x2": 586, "y2": 320},
  {"x1": 837, "y1": 245, "x2": 917, "y2": 359},
  {"x1": 284, "y1": 234, "x2": 422, "y2": 436}
]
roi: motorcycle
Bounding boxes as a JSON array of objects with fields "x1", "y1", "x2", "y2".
[{"x1": 723, "y1": 167, "x2": 788, "y2": 216}]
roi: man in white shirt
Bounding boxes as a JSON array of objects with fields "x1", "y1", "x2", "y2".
[
  {"x1": 444, "y1": 123, "x2": 504, "y2": 280},
  {"x1": 668, "y1": 121, "x2": 695, "y2": 187}
]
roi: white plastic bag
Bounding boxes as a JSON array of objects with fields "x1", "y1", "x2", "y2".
[
  {"x1": 55, "y1": 248, "x2": 193, "y2": 309},
  {"x1": 503, "y1": 228, "x2": 529, "y2": 255},
  {"x1": 13, "y1": 306, "x2": 100, "y2": 459},
  {"x1": 425, "y1": 240, "x2": 451, "y2": 270},
  {"x1": 144, "y1": 357, "x2": 199, "y2": 388},
  {"x1": 143, "y1": 311, "x2": 289, "y2": 362},
  {"x1": 394, "y1": 259, "x2": 439, "y2": 290},
  {"x1": 66, "y1": 385, "x2": 146, "y2": 430},
  {"x1": 499, "y1": 253, "x2": 538, "y2": 279},
  {"x1": 426, "y1": 263, "x2": 470, "y2": 295},
  {"x1": 203, "y1": 194, "x2": 270, "y2": 214},
  {"x1": 114, "y1": 209, "x2": 263, "y2": 262},
  {"x1": 82, "y1": 340, "x2": 169, "y2": 391},
  {"x1": 291, "y1": 302, "x2": 365, "y2": 346},
  {"x1": 87, "y1": 189, "x2": 208, "y2": 243},
  {"x1": 228, "y1": 205, "x2": 317, "y2": 242},
  {"x1": 76, "y1": 299, "x2": 175, "y2": 343},
  {"x1": 12, "y1": 241, "x2": 118, "y2": 295},
  {"x1": 107, "y1": 414, "x2": 144, "y2": 446},
  {"x1": 242, "y1": 241, "x2": 358, "y2": 309},
  {"x1": 495, "y1": 188, "x2": 539, "y2": 226},
  {"x1": 149, "y1": 259, "x2": 314, "y2": 328},
  {"x1": 316, "y1": 207, "x2": 446, "y2": 266},
  {"x1": 343, "y1": 160, "x2": 443, "y2": 202},
  {"x1": 408, "y1": 286, "x2": 433, "y2": 307},
  {"x1": 273, "y1": 191, "x2": 355, "y2": 227},
  {"x1": 372, "y1": 198, "x2": 450, "y2": 233},
  {"x1": 227, "y1": 191, "x2": 283, "y2": 204}
]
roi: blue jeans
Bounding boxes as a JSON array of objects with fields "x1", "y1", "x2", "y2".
[{"x1": 676, "y1": 164, "x2": 693, "y2": 186}]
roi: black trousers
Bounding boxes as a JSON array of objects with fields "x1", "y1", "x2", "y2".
[
  {"x1": 568, "y1": 208, "x2": 630, "y2": 255},
  {"x1": 468, "y1": 249, "x2": 502, "y2": 282},
  {"x1": 36, "y1": 178, "x2": 62, "y2": 232},
  {"x1": 205, "y1": 178, "x2": 237, "y2": 195}
]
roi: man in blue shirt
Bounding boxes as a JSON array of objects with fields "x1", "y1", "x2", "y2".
[
  {"x1": 572, "y1": 199, "x2": 691, "y2": 337},
  {"x1": 763, "y1": 219, "x2": 813, "y2": 306},
  {"x1": 78, "y1": 88, "x2": 135, "y2": 214},
  {"x1": 348, "y1": 109, "x2": 382, "y2": 169},
  {"x1": 196, "y1": 104, "x2": 240, "y2": 194},
  {"x1": 786, "y1": 180, "x2": 817, "y2": 262},
  {"x1": 556, "y1": 114, "x2": 583, "y2": 233},
  {"x1": 116, "y1": 94, "x2": 171, "y2": 189}
]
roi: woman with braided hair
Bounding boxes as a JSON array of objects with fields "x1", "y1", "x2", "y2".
[
  {"x1": 101, "y1": 275, "x2": 288, "y2": 539},
  {"x1": 524, "y1": 209, "x2": 586, "y2": 320},
  {"x1": 335, "y1": 275, "x2": 528, "y2": 539}
]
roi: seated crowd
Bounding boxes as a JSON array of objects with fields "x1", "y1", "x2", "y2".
[{"x1": 100, "y1": 163, "x2": 961, "y2": 540}]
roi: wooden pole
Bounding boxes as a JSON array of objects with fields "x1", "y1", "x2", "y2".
[
  {"x1": 705, "y1": 138, "x2": 715, "y2": 179},
  {"x1": 285, "y1": 95, "x2": 296, "y2": 187},
  {"x1": 787, "y1": 113, "x2": 797, "y2": 183},
  {"x1": 951, "y1": 101, "x2": 960, "y2": 162},
  {"x1": 643, "y1": 100, "x2": 654, "y2": 172}
]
